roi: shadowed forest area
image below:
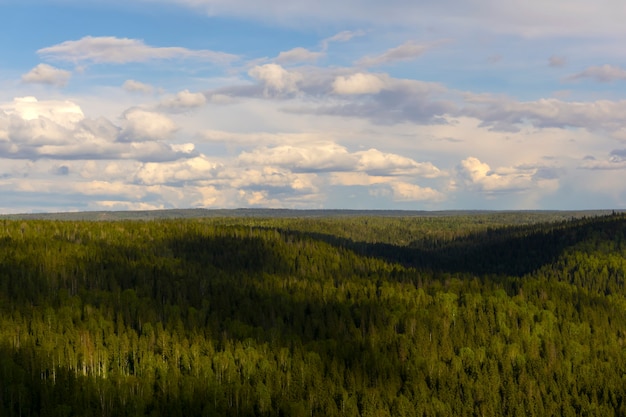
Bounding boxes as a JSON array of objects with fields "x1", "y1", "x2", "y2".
[{"x1": 0, "y1": 212, "x2": 625, "y2": 416}]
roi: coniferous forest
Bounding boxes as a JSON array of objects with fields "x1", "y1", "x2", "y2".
[{"x1": 0, "y1": 212, "x2": 626, "y2": 416}]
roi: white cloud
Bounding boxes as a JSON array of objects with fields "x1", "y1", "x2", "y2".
[
  {"x1": 456, "y1": 156, "x2": 556, "y2": 193},
  {"x1": 567, "y1": 64, "x2": 626, "y2": 83},
  {"x1": 73, "y1": 180, "x2": 148, "y2": 198},
  {"x1": 357, "y1": 40, "x2": 443, "y2": 67},
  {"x1": 248, "y1": 64, "x2": 302, "y2": 96},
  {"x1": 276, "y1": 47, "x2": 324, "y2": 64},
  {"x1": 21, "y1": 64, "x2": 71, "y2": 87},
  {"x1": 134, "y1": 155, "x2": 219, "y2": 185},
  {"x1": 355, "y1": 148, "x2": 442, "y2": 177},
  {"x1": 461, "y1": 158, "x2": 509, "y2": 191},
  {"x1": 229, "y1": 166, "x2": 318, "y2": 193},
  {"x1": 7, "y1": 114, "x2": 74, "y2": 148},
  {"x1": 159, "y1": 89, "x2": 207, "y2": 110},
  {"x1": 8, "y1": 176, "x2": 148, "y2": 200},
  {"x1": 0, "y1": 97, "x2": 193, "y2": 162},
  {"x1": 120, "y1": 109, "x2": 178, "y2": 142},
  {"x1": 236, "y1": 141, "x2": 443, "y2": 180},
  {"x1": 3, "y1": 96, "x2": 83, "y2": 128},
  {"x1": 329, "y1": 172, "x2": 388, "y2": 186},
  {"x1": 291, "y1": 75, "x2": 455, "y2": 125},
  {"x1": 389, "y1": 182, "x2": 445, "y2": 202},
  {"x1": 9, "y1": 1, "x2": 626, "y2": 212},
  {"x1": 333, "y1": 73, "x2": 387, "y2": 95},
  {"x1": 213, "y1": 66, "x2": 454, "y2": 126},
  {"x1": 128, "y1": 153, "x2": 323, "y2": 208},
  {"x1": 78, "y1": 160, "x2": 141, "y2": 181},
  {"x1": 234, "y1": 187, "x2": 323, "y2": 208},
  {"x1": 38, "y1": 36, "x2": 238, "y2": 65},
  {"x1": 123, "y1": 141, "x2": 196, "y2": 162},
  {"x1": 238, "y1": 142, "x2": 356, "y2": 172},
  {"x1": 171, "y1": 143, "x2": 196, "y2": 153},
  {"x1": 123, "y1": 80, "x2": 155, "y2": 94}
]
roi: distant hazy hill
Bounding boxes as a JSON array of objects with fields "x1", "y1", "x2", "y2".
[{"x1": 0, "y1": 207, "x2": 618, "y2": 221}]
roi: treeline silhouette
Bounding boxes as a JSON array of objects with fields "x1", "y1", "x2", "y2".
[{"x1": 0, "y1": 213, "x2": 625, "y2": 416}]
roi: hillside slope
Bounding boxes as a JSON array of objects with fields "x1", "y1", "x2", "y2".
[{"x1": 0, "y1": 213, "x2": 625, "y2": 416}]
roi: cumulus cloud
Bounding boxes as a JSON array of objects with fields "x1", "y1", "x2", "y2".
[
  {"x1": 2, "y1": 176, "x2": 163, "y2": 210},
  {"x1": 567, "y1": 64, "x2": 626, "y2": 83},
  {"x1": 328, "y1": 172, "x2": 389, "y2": 187},
  {"x1": 21, "y1": 64, "x2": 71, "y2": 87},
  {"x1": 3, "y1": 96, "x2": 84, "y2": 127},
  {"x1": 248, "y1": 64, "x2": 302, "y2": 97},
  {"x1": 120, "y1": 109, "x2": 178, "y2": 142},
  {"x1": 357, "y1": 40, "x2": 443, "y2": 67},
  {"x1": 201, "y1": 69, "x2": 300, "y2": 102},
  {"x1": 159, "y1": 89, "x2": 207, "y2": 110},
  {"x1": 6, "y1": 115, "x2": 74, "y2": 148},
  {"x1": 276, "y1": 47, "x2": 324, "y2": 64},
  {"x1": 71, "y1": 180, "x2": 150, "y2": 199},
  {"x1": 292, "y1": 76, "x2": 455, "y2": 125},
  {"x1": 238, "y1": 142, "x2": 356, "y2": 172},
  {"x1": 229, "y1": 166, "x2": 319, "y2": 194},
  {"x1": 0, "y1": 97, "x2": 84, "y2": 150},
  {"x1": 389, "y1": 182, "x2": 445, "y2": 202},
  {"x1": 214, "y1": 66, "x2": 454, "y2": 125},
  {"x1": 118, "y1": 156, "x2": 318, "y2": 209},
  {"x1": 122, "y1": 141, "x2": 196, "y2": 163},
  {"x1": 332, "y1": 73, "x2": 388, "y2": 95},
  {"x1": 457, "y1": 156, "x2": 555, "y2": 193},
  {"x1": 38, "y1": 36, "x2": 238, "y2": 65},
  {"x1": 236, "y1": 141, "x2": 443, "y2": 179},
  {"x1": 0, "y1": 97, "x2": 193, "y2": 162},
  {"x1": 123, "y1": 80, "x2": 155, "y2": 94},
  {"x1": 355, "y1": 148, "x2": 442, "y2": 177},
  {"x1": 459, "y1": 157, "x2": 508, "y2": 190},
  {"x1": 98, "y1": 184, "x2": 200, "y2": 210},
  {"x1": 134, "y1": 155, "x2": 220, "y2": 185}
]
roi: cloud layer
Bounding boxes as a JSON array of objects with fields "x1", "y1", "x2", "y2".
[
  {"x1": 2, "y1": 0, "x2": 626, "y2": 212},
  {"x1": 38, "y1": 36, "x2": 238, "y2": 65}
]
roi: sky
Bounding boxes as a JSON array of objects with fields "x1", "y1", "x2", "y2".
[{"x1": 2, "y1": 0, "x2": 626, "y2": 213}]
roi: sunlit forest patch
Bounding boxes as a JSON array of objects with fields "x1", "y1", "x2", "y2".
[{"x1": 0, "y1": 212, "x2": 625, "y2": 416}]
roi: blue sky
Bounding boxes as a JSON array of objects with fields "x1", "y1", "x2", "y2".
[{"x1": 2, "y1": 0, "x2": 626, "y2": 213}]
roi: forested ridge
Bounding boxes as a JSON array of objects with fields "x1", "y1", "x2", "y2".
[{"x1": 0, "y1": 213, "x2": 625, "y2": 416}]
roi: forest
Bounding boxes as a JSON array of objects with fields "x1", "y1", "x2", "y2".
[{"x1": 0, "y1": 211, "x2": 625, "y2": 416}]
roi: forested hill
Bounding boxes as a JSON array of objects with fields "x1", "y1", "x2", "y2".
[{"x1": 0, "y1": 213, "x2": 626, "y2": 416}]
